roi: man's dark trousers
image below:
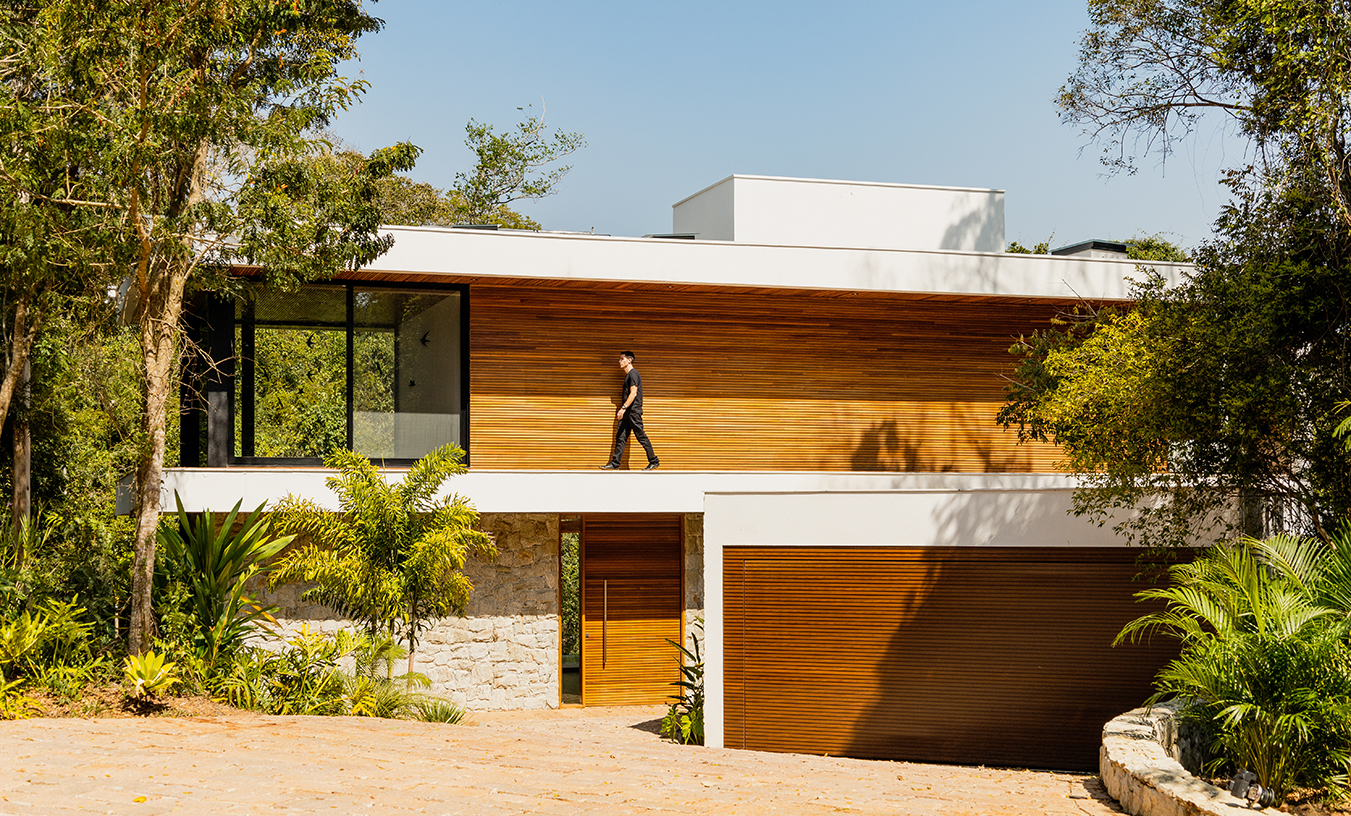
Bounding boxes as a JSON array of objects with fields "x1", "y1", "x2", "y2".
[{"x1": 609, "y1": 411, "x2": 657, "y2": 467}]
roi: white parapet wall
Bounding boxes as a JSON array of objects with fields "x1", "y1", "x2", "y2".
[{"x1": 672, "y1": 174, "x2": 1006, "y2": 252}]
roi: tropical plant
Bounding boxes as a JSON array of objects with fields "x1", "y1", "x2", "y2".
[
  {"x1": 414, "y1": 698, "x2": 469, "y2": 724},
  {"x1": 269, "y1": 445, "x2": 495, "y2": 673},
  {"x1": 124, "y1": 650, "x2": 179, "y2": 698},
  {"x1": 0, "y1": 676, "x2": 39, "y2": 720},
  {"x1": 1119, "y1": 538, "x2": 1351, "y2": 799},
  {"x1": 661, "y1": 619, "x2": 704, "y2": 745},
  {"x1": 157, "y1": 493, "x2": 294, "y2": 669},
  {"x1": 214, "y1": 626, "x2": 443, "y2": 719}
]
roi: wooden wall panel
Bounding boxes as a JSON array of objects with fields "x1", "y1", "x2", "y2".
[
  {"x1": 469, "y1": 283, "x2": 1066, "y2": 471},
  {"x1": 722, "y1": 546, "x2": 1176, "y2": 770}
]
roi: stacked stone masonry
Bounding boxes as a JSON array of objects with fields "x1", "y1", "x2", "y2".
[
  {"x1": 260, "y1": 512, "x2": 705, "y2": 711},
  {"x1": 261, "y1": 513, "x2": 561, "y2": 711}
]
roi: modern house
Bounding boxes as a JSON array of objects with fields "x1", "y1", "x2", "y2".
[{"x1": 159, "y1": 174, "x2": 1189, "y2": 771}]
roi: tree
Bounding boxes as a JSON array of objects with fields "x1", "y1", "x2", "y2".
[
  {"x1": 998, "y1": 0, "x2": 1351, "y2": 548},
  {"x1": 1059, "y1": 0, "x2": 1351, "y2": 228},
  {"x1": 269, "y1": 446, "x2": 495, "y2": 674},
  {"x1": 313, "y1": 149, "x2": 542, "y2": 230},
  {"x1": 453, "y1": 106, "x2": 585, "y2": 224},
  {"x1": 1, "y1": 2, "x2": 422, "y2": 653}
]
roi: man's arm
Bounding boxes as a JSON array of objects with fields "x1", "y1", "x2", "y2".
[{"x1": 617, "y1": 385, "x2": 638, "y2": 419}]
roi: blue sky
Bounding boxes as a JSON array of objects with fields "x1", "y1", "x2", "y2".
[{"x1": 332, "y1": 0, "x2": 1244, "y2": 249}]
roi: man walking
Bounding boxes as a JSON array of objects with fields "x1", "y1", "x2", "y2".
[{"x1": 600, "y1": 351, "x2": 660, "y2": 470}]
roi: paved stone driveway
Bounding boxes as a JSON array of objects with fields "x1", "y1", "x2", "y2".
[{"x1": 0, "y1": 706, "x2": 1124, "y2": 815}]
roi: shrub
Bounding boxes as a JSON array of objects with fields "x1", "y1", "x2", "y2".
[
  {"x1": 124, "y1": 650, "x2": 179, "y2": 698},
  {"x1": 661, "y1": 618, "x2": 704, "y2": 745},
  {"x1": 157, "y1": 493, "x2": 294, "y2": 670},
  {"x1": 214, "y1": 627, "x2": 452, "y2": 720},
  {"x1": 1120, "y1": 537, "x2": 1351, "y2": 799}
]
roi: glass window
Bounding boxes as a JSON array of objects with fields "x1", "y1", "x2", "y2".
[
  {"x1": 352, "y1": 288, "x2": 463, "y2": 460},
  {"x1": 229, "y1": 283, "x2": 465, "y2": 463}
]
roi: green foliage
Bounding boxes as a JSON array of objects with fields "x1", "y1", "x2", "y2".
[
  {"x1": 157, "y1": 494, "x2": 295, "y2": 670},
  {"x1": 453, "y1": 105, "x2": 585, "y2": 224},
  {"x1": 1000, "y1": 248, "x2": 1351, "y2": 547},
  {"x1": 124, "y1": 650, "x2": 179, "y2": 698},
  {"x1": 414, "y1": 697, "x2": 469, "y2": 724},
  {"x1": 1120, "y1": 537, "x2": 1351, "y2": 798},
  {"x1": 269, "y1": 446, "x2": 495, "y2": 669},
  {"x1": 215, "y1": 627, "x2": 448, "y2": 719},
  {"x1": 560, "y1": 531, "x2": 579, "y2": 656},
  {"x1": 1059, "y1": 0, "x2": 1351, "y2": 229},
  {"x1": 661, "y1": 619, "x2": 705, "y2": 746},
  {"x1": 1006, "y1": 237, "x2": 1053, "y2": 254},
  {"x1": 0, "y1": 677, "x2": 39, "y2": 720},
  {"x1": 327, "y1": 150, "x2": 542, "y2": 230},
  {"x1": 1125, "y1": 234, "x2": 1189, "y2": 262}
]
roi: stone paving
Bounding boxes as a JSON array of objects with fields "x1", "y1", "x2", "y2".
[{"x1": 0, "y1": 706, "x2": 1124, "y2": 815}]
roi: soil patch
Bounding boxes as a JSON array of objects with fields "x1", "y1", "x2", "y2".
[{"x1": 30, "y1": 684, "x2": 248, "y2": 719}]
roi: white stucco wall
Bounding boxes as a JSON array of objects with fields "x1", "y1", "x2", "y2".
[
  {"x1": 699, "y1": 487, "x2": 1133, "y2": 750},
  {"x1": 672, "y1": 175, "x2": 1004, "y2": 252}
]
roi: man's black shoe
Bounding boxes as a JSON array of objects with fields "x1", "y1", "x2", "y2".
[
  {"x1": 643, "y1": 461, "x2": 660, "y2": 471},
  {"x1": 599, "y1": 463, "x2": 619, "y2": 470}
]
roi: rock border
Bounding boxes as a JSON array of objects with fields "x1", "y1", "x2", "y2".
[{"x1": 1100, "y1": 702, "x2": 1249, "y2": 816}]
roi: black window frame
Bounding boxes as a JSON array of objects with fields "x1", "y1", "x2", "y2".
[{"x1": 183, "y1": 279, "x2": 471, "y2": 468}]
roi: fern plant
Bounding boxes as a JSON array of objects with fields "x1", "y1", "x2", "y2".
[{"x1": 269, "y1": 445, "x2": 495, "y2": 673}]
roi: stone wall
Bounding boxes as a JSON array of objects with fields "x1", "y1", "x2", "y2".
[
  {"x1": 260, "y1": 512, "x2": 560, "y2": 711},
  {"x1": 684, "y1": 513, "x2": 704, "y2": 655},
  {"x1": 1100, "y1": 702, "x2": 1242, "y2": 816}
]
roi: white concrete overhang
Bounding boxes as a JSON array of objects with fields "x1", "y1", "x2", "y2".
[
  {"x1": 366, "y1": 226, "x2": 1190, "y2": 301},
  {"x1": 154, "y1": 468, "x2": 1116, "y2": 543}
]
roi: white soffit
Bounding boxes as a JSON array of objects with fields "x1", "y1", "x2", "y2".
[{"x1": 365, "y1": 227, "x2": 1189, "y2": 302}]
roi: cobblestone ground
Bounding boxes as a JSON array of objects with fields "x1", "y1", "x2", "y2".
[{"x1": 0, "y1": 706, "x2": 1124, "y2": 815}]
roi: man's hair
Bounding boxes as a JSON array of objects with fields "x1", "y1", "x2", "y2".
[{"x1": 620, "y1": 350, "x2": 636, "y2": 362}]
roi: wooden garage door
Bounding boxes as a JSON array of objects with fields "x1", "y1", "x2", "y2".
[
  {"x1": 723, "y1": 546, "x2": 1176, "y2": 770},
  {"x1": 581, "y1": 515, "x2": 683, "y2": 706}
]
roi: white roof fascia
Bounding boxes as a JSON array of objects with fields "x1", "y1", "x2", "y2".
[
  {"x1": 365, "y1": 227, "x2": 1188, "y2": 301},
  {"x1": 157, "y1": 468, "x2": 1105, "y2": 516}
]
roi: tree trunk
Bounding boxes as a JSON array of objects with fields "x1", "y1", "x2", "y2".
[
  {"x1": 127, "y1": 256, "x2": 191, "y2": 655},
  {"x1": 12, "y1": 355, "x2": 30, "y2": 536}
]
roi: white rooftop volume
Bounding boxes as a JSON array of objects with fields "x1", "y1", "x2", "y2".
[{"x1": 671, "y1": 174, "x2": 1006, "y2": 252}]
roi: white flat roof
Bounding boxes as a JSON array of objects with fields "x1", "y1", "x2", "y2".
[{"x1": 366, "y1": 226, "x2": 1188, "y2": 301}]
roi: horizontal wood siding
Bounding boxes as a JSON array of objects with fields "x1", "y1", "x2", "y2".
[
  {"x1": 469, "y1": 283, "x2": 1063, "y2": 471},
  {"x1": 581, "y1": 515, "x2": 684, "y2": 706},
  {"x1": 723, "y1": 546, "x2": 1176, "y2": 770}
]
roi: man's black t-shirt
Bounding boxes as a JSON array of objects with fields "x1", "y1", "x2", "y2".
[{"x1": 622, "y1": 368, "x2": 643, "y2": 415}]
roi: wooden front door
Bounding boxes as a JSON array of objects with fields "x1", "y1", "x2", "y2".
[{"x1": 580, "y1": 514, "x2": 683, "y2": 706}]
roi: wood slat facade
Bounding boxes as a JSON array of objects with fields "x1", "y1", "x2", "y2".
[
  {"x1": 722, "y1": 546, "x2": 1176, "y2": 770},
  {"x1": 580, "y1": 514, "x2": 684, "y2": 706},
  {"x1": 468, "y1": 282, "x2": 1066, "y2": 471}
]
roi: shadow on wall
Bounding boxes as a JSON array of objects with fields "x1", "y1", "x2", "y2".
[
  {"x1": 846, "y1": 408, "x2": 1043, "y2": 473},
  {"x1": 833, "y1": 548, "x2": 1172, "y2": 770},
  {"x1": 939, "y1": 198, "x2": 1003, "y2": 253}
]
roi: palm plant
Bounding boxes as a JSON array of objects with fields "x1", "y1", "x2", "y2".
[
  {"x1": 157, "y1": 493, "x2": 295, "y2": 669},
  {"x1": 268, "y1": 445, "x2": 495, "y2": 673},
  {"x1": 1119, "y1": 538, "x2": 1351, "y2": 799}
]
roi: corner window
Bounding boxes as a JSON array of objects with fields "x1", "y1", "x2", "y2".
[{"x1": 223, "y1": 282, "x2": 467, "y2": 465}]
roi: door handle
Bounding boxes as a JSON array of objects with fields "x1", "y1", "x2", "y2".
[{"x1": 602, "y1": 579, "x2": 608, "y2": 669}]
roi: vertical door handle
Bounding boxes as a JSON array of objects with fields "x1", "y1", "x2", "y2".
[{"x1": 602, "y1": 579, "x2": 608, "y2": 669}]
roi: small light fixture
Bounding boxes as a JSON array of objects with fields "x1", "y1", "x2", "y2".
[{"x1": 1228, "y1": 769, "x2": 1276, "y2": 809}]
